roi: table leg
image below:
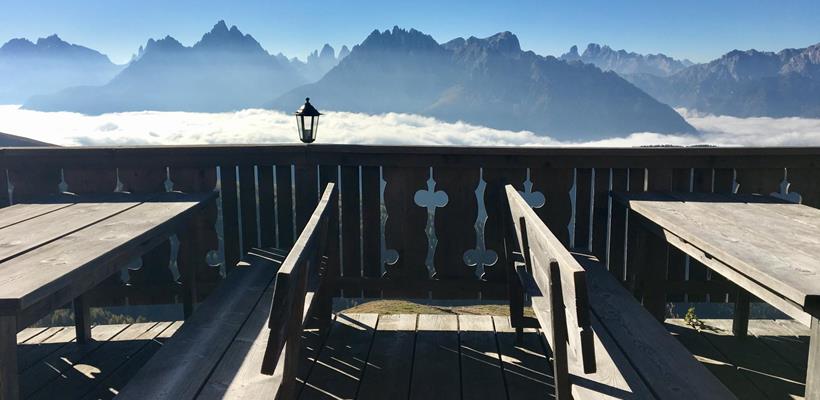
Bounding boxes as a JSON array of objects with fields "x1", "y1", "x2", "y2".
[
  {"x1": 807, "y1": 316, "x2": 819, "y2": 400},
  {"x1": 732, "y1": 288, "x2": 750, "y2": 338},
  {"x1": 641, "y1": 227, "x2": 670, "y2": 322},
  {"x1": 73, "y1": 294, "x2": 92, "y2": 344},
  {"x1": 0, "y1": 316, "x2": 19, "y2": 400},
  {"x1": 180, "y1": 211, "x2": 207, "y2": 320}
]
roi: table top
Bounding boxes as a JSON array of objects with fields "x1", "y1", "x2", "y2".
[
  {"x1": 0, "y1": 192, "x2": 215, "y2": 313},
  {"x1": 617, "y1": 192, "x2": 820, "y2": 311}
]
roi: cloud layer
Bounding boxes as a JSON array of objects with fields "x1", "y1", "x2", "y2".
[{"x1": 2, "y1": 105, "x2": 820, "y2": 147}]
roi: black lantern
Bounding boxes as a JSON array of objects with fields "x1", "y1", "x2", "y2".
[{"x1": 295, "y1": 97, "x2": 321, "y2": 143}]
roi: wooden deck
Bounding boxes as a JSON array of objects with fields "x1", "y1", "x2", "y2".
[
  {"x1": 666, "y1": 318, "x2": 810, "y2": 400},
  {"x1": 16, "y1": 321, "x2": 181, "y2": 400},
  {"x1": 15, "y1": 315, "x2": 811, "y2": 400}
]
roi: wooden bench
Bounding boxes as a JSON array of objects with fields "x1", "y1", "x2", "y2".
[
  {"x1": 502, "y1": 184, "x2": 736, "y2": 399},
  {"x1": 118, "y1": 183, "x2": 337, "y2": 400}
]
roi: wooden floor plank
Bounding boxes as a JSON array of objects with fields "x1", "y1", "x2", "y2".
[
  {"x1": 299, "y1": 313, "x2": 378, "y2": 400},
  {"x1": 459, "y1": 314, "x2": 508, "y2": 400},
  {"x1": 18, "y1": 327, "x2": 74, "y2": 371},
  {"x1": 28, "y1": 322, "x2": 167, "y2": 400},
  {"x1": 20, "y1": 324, "x2": 127, "y2": 398},
  {"x1": 16, "y1": 327, "x2": 49, "y2": 344},
  {"x1": 748, "y1": 319, "x2": 810, "y2": 373},
  {"x1": 492, "y1": 316, "x2": 554, "y2": 400},
  {"x1": 665, "y1": 320, "x2": 767, "y2": 400},
  {"x1": 357, "y1": 314, "x2": 417, "y2": 400},
  {"x1": 79, "y1": 321, "x2": 182, "y2": 400},
  {"x1": 295, "y1": 315, "x2": 335, "y2": 396},
  {"x1": 408, "y1": 314, "x2": 460, "y2": 400},
  {"x1": 685, "y1": 319, "x2": 806, "y2": 400}
]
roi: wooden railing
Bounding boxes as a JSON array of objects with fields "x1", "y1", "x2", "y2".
[
  {"x1": 261, "y1": 183, "x2": 336, "y2": 398},
  {"x1": 2, "y1": 145, "x2": 820, "y2": 305}
]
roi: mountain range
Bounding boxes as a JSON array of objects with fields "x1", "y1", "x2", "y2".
[
  {"x1": 270, "y1": 27, "x2": 695, "y2": 138},
  {"x1": 5, "y1": 21, "x2": 819, "y2": 138},
  {"x1": 560, "y1": 43, "x2": 693, "y2": 77},
  {"x1": 626, "y1": 44, "x2": 820, "y2": 118},
  {"x1": 25, "y1": 21, "x2": 322, "y2": 114},
  {"x1": 0, "y1": 35, "x2": 122, "y2": 103}
]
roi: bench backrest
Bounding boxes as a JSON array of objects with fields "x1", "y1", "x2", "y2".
[
  {"x1": 260, "y1": 183, "x2": 336, "y2": 387},
  {"x1": 503, "y1": 184, "x2": 595, "y2": 397}
]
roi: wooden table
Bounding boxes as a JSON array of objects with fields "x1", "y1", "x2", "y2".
[
  {"x1": 0, "y1": 192, "x2": 215, "y2": 400},
  {"x1": 617, "y1": 192, "x2": 820, "y2": 399}
]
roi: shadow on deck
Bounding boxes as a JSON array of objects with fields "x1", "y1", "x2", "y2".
[{"x1": 15, "y1": 315, "x2": 810, "y2": 400}]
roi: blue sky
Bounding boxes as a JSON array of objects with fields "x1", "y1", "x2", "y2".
[{"x1": 2, "y1": 0, "x2": 819, "y2": 64}]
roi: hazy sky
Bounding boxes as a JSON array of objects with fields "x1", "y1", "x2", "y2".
[{"x1": 2, "y1": 0, "x2": 819, "y2": 64}]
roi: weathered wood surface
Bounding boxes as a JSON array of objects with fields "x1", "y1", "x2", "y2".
[
  {"x1": 577, "y1": 253, "x2": 737, "y2": 399},
  {"x1": 0, "y1": 193, "x2": 215, "y2": 313},
  {"x1": 408, "y1": 314, "x2": 460, "y2": 400},
  {"x1": 618, "y1": 192, "x2": 820, "y2": 312},
  {"x1": 505, "y1": 185, "x2": 595, "y2": 372},
  {"x1": 116, "y1": 248, "x2": 283, "y2": 400},
  {"x1": 459, "y1": 314, "x2": 507, "y2": 400},
  {"x1": 357, "y1": 314, "x2": 417, "y2": 400},
  {"x1": 667, "y1": 318, "x2": 811, "y2": 400},
  {"x1": 261, "y1": 183, "x2": 336, "y2": 380}
]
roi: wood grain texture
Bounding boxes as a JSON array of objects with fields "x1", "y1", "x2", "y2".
[
  {"x1": 357, "y1": 314, "x2": 417, "y2": 400},
  {"x1": 299, "y1": 313, "x2": 378, "y2": 400},
  {"x1": 239, "y1": 165, "x2": 259, "y2": 252},
  {"x1": 258, "y1": 165, "x2": 275, "y2": 248},
  {"x1": 0, "y1": 201, "x2": 140, "y2": 263},
  {"x1": 506, "y1": 185, "x2": 595, "y2": 373},
  {"x1": 0, "y1": 195, "x2": 212, "y2": 314},
  {"x1": 339, "y1": 165, "x2": 361, "y2": 297},
  {"x1": 577, "y1": 253, "x2": 736, "y2": 399},
  {"x1": 221, "y1": 164, "x2": 241, "y2": 269},
  {"x1": 493, "y1": 316, "x2": 553, "y2": 400},
  {"x1": 409, "y1": 314, "x2": 460, "y2": 400},
  {"x1": 458, "y1": 315, "x2": 507, "y2": 400},
  {"x1": 621, "y1": 192, "x2": 820, "y2": 311},
  {"x1": 275, "y1": 164, "x2": 294, "y2": 249},
  {"x1": 382, "y1": 167, "x2": 428, "y2": 297},
  {"x1": 360, "y1": 166, "x2": 381, "y2": 298},
  {"x1": 116, "y1": 249, "x2": 282, "y2": 400}
]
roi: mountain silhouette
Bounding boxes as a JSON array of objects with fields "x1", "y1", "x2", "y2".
[
  {"x1": 0, "y1": 35, "x2": 122, "y2": 103},
  {"x1": 24, "y1": 21, "x2": 307, "y2": 114},
  {"x1": 560, "y1": 43, "x2": 693, "y2": 77},
  {"x1": 629, "y1": 43, "x2": 820, "y2": 117},
  {"x1": 271, "y1": 27, "x2": 696, "y2": 139}
]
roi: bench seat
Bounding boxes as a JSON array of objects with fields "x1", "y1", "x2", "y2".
[
  {"x1": 574, "y1": 252, "x2": 736, "y2": 399},
  {"x1": 117, "y1": 247, "x2": 287, "y2": 400}
]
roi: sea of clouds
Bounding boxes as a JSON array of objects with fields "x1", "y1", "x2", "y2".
[{"x1": 2, "y1": 105, "x2": 820, "y2": 147}]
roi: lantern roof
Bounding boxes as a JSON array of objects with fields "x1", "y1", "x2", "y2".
[{"x1": 295, "y1": 97, "x2": 322, "y2": 117}]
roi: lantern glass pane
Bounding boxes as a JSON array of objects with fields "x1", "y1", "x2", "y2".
[{"x1": 312, "y1": 115, "x2": 319, "y2": 138}]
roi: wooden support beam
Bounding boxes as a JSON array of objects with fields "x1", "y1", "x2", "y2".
[
  {"x1": 807, "y1": 316, "x2": 819, "y2": 400},
  {"x1": 0, "y1": 316, "x2": 18, "y2": 400},
  {"x1": 73, "y1": 294, "x2": 91, "y2": 344},
  {"x1": 733, "y1": 288, "x2": 751, "y2": 338}
]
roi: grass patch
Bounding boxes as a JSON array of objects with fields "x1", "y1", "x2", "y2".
[{"x1": 336, "y1": 299, "x2": 534, "y2": 317}]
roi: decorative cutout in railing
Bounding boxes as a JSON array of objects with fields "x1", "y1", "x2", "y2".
[
  {"x1": 770, "y1": 168, "x2": 802, "y2": 204},
  {"x1": 58, "y1": 168, "x2": 68, "y2": 193},
  {"x1": 415, "y1": 167, "x2": 448, "y2": 278},
  {"x1": 380, "y1": 168, "x2": 399, "y2": 275},
  {"x1": 518, "y1": 168, "x2": 545, "y2": 208},
  {"x1": 5, "y1": 170, "x2": 13, "y2": 206},
  {"x1": 464, "y1": 168, "x2": 497, "y2": 278},
  {"x1": 568, "y1": 169, "x2": 577, "y2": 249},
  {"x1": 211, "y1": 168, "x2": 226, "y2": 277}
]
